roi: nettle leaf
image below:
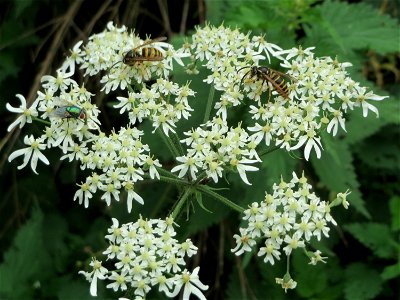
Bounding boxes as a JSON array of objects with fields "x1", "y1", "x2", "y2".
[
  {"x1": 344, "y1": 95, "x2": 398, "y2": 146},
  {"x1": 353, "y1": 124, "x2": 400, "y2": 171},
  {"x1": 311, "y1": 134, "x2": 369, "y2": 218},
  {"x1": 344, "y1": 263, "x2": 382, "y2": 300},
  {"x1": 344, "y1": 222, "x2": 397, "y2": 259},
  {"x1": 305, "y1": 0, "x2": 399, "y2": 56}
]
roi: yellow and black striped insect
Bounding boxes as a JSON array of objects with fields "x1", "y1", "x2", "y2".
[
  {"x1": 239, "y1": 66, "x2": 294, "y2": 101},
  {"x1": 122, "y1": 36, "x2": 167, "y2": 66}
]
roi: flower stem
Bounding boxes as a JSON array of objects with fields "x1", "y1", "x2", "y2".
[
  {"x1": 157, "y1": 128, "x2": 180, "y2": 158},
  {"x1": 258, "y1": 145, "x2": 281, "y2": 157},
  {"x1": 32, "y1": 117, "x2": 51, "y2": 126},
  {"x1": 155, "y1": 168, "x2": 244, "y2": 213},
  {"x1": 170, "y1": 187, "x2": 193, "y2": 219},
  {"x1": 170, "y1": 131, "x2": 185, "y2": 157},
  {"x1": 196, "y1": 185, "x2": 245, "y2": 213},
  {"x1": 202, "y1": 86, "x2": 215, "y2": 124}
]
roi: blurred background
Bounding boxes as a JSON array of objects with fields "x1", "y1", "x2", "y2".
[{"x1": 0, "y1": 0, "x2": 399, "y2": 299}]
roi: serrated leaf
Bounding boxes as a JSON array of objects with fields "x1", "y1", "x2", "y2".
[
  {"x1": 344, "y1": 263, "x2": 382, "y2": 300},
  {"x1": 344, "y1": 223, "x2": 397, "y2": 259},
  {"x1": 305, "y1": 1, "x2": 399, "y2": 56},
  {"x1": 344, "y1": 96, "x2": 399, "y2": 145},
  {"x1": 311, "y1": 135, "x2": 369, "y2": 218},
  {"x1": 353, "y1": 124, "x2": 400, "y2": 171}
]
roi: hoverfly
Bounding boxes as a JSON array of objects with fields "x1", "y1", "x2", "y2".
[
  {"x1": 109, "y1": 37, "x2": 167, "y2": 71},
  {"x1": 123, "y1": 36, "x2": 167, "y2": 65},
  {"x1": 51, "y1": 105, "x2": 87, "y2": 122},
  {"x1": 239, "y1": 66, "x2": 294, "y2": 102}
]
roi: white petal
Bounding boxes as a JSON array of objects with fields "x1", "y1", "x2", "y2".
[{"x1": 8, "y1": 148, "x2": 28, "y2": 162}]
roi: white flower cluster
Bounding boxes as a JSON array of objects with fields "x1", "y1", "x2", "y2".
[
  {"x1": 6, "y1": 70, "x2": 156, "y2": 211},
  {"x1": 114, "y1": 78, "x2": 196, "y2": 136},
  {"x1": 7, "y1": 68, "x2": 101, "y2": 172},
  {"x1": 79, "y1": 217, "x2": 208, "y2": 300},
  {"x1": 72, "y1": 126, "x2": 159, "y2": 212},
  {"x1": 190, "y1": 23, "x2": 282, "y2": 119},
  {"x1": 172, "y1": 118, "x2": 259, "y2": 184},
  {"x1": 187, "y1": 24, "x2": 388, "y2": 160},
  {"x1": 231, "y1": 172, "x2": 348, "y2": 266},
  {"x1": 65, "y1": 21, "x2": 189, "y2": 93}
]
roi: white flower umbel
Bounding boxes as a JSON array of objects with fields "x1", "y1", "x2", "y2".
[
  {"x1": 67, "y1": 21, "x2": 190, "y2": 93},
  {"x1": 172, "y1": 118, "x2": 260, "y2": 184},
  {"x1": 80, "y1": 217, "x2": 208, "y2": 299},
  {"x1": 114, "y1": 79, "x2": 196, "y2": 136},
  {"x1": 231, "y1": 172, "x2": 350, "y2": 268},
  {"x1": 189, "y1": 24, "x2": 388, "y2": 161}
]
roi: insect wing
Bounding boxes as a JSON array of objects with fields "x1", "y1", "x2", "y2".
[
  {"x1": 262, "y1": 71, "x2": 290, "y2": 99},
  {"x1": 51, "y1": 106, "x2": 69, "y2": 119},
  {"x1": 132, "y1": 36, "x2": 167, "y2": 51},
  {"x1": 51, "y1": 106, "x2": 86, "y2": 120}
]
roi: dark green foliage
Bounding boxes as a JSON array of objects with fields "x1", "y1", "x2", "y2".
[{"x1": 344, "y1": 263, "x2": 383, "y2": 300}]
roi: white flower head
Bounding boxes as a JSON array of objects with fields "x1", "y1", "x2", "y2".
[
  {"x1": 8, "y1": 135, "x2": 49, "y2": 174},
  {"x1": 6, "y1": 94, "x2": 38, "y2": 132}
]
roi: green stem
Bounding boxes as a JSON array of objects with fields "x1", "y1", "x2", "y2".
[
  {"x1": 202, "y1": 85, "x2": 215, "y2": 124},
  {"x1": 157, "y1": 128, "x2": 180, "y2": 158},
  {"x1": 197, "y1": 185, "x2": 245, "y2": 213},
  {"x1": 170, "y1": 131, "x2": 185, "y2": 157},
  {"x1": 154, "y1": 168, "x2": 244, "y2": 213},
  {"x1": 171, "y1": 188, "x2": 193, "y2": 219},
  {"x1": 144, "y1": 170, "x2": 191, "y2": 187},
  {"x1": 258, "y1": 145, "x2": 280, "y2": 157},
  {"x1": 32, "y1": 117, "x2": 51, "y2": 126}
]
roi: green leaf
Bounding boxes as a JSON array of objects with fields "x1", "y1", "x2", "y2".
[
  {"x1": 260, "y1": 149, "x2": 297, "y2": 194},
  {"x1": 305, "y1": 0, "x2": 399, "y2": 56},
  {"x1": 389, "y1": 196, "x2": 400, "y2": 231},
  {"x1": 353, "y1": 124, "x2": 400, "y2": 171},
  {"x1": 56, "y1": 275, "x2": 105, "y2": 300},
  {"x1": 311, "y1": 134, "x2": 369, "y2": 218},
  {"x1": 0, "y1": 207, "x2": 52, "y2": 299},
  {"x1": 344, "y1": 223, "x2": 397, "y2": 259},
  {"x1": 381, "y1": 262, "x2": 400, "y2": 281},
  {"x1": 344, "y1": 95, "x2": 399, "y2": 146},
  {"x1": 344, "y1": 263, "x2": 382, "y2": 300},
  {"x1": 292, "y1": 252, "x2": 328, "y2": 298},
  {"x1": 194, "y1": 190, "x2": 213, "y2": 213}
]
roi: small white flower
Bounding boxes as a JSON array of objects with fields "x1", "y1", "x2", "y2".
[
  {"x1": 168, "y1": 267, "x2": 208, "y2": 300},
  {"x1": 171, "y1": 155, "x2": 202, "y2": 180},
  {"x1": 290, "y1": 129, "x2": 323, "y2": 161},
  {"x1": 8, "y1": 135, "x2": 49, "y2": 174},
  {"x1": 309, "y1": 250, "x2": 328, "y2": 265},
  {"x1": 6, "y1": 94, "x2": 38, "y2": 132}
]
